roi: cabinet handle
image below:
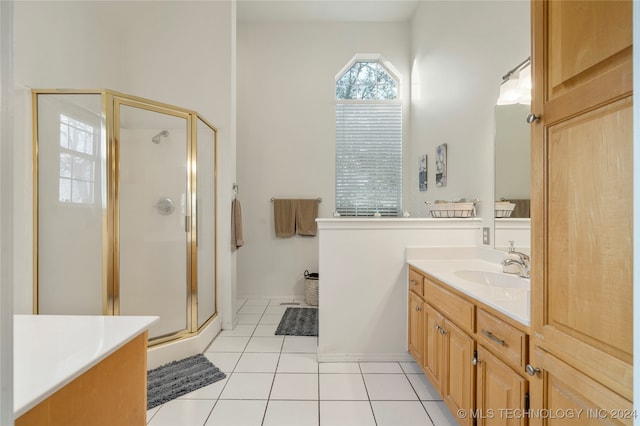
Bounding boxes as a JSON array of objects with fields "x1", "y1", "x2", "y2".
[
  {"x1": 525, "y1": 364, "x2": 541, "y2": 376},
  {"x1": 481, "y1": 329, "x2": 505, "y2": 346},
  {"x1": 526, "y1": 112, "x2": 541, "y2": 123}
]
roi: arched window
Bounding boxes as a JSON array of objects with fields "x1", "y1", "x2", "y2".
[{"x1": 335, "y1": 56, "x2": 402, "y2": 217}]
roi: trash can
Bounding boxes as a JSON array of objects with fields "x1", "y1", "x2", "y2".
[{"x1": 304, "y1": 270, "x2": 319, "y2": 306}]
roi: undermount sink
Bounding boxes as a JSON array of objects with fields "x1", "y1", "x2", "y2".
[{"x1": 454, "y1": 270, "x2": 529, "y2": 289}]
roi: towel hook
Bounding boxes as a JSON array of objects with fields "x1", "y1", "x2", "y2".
[{"x1": 232, "y1": 183, "x2": 239, "y2": 194}]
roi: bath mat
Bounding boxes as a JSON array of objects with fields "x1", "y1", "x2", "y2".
[
  {"x1": 147, "y1": 353, "x2": 225, "y2": 409},
  {"x1": 275, "y1": 307, "x2": 318, "y2": 336}
]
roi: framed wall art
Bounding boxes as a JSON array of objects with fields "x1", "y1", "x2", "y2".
[
  {"x1": 419, "y1": 154, "x2": 427, "y2": 191},
  {"x1": 436, "y1": 143, "x2": 447, "y2": 187}
]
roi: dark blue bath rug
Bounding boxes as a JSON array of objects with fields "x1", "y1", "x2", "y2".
[{"x1": 147, "y1": 353, "x2": 226, "y2": 409}]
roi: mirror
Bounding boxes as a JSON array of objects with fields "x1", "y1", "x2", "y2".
[{"x1": 494, "y1": 103, "x2": 531, "y2": 251}]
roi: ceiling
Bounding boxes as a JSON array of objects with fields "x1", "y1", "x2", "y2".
[{"x1": 237, "y1": 0, "x2": 420, "y2": 23}]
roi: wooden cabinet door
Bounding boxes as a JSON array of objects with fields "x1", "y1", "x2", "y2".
[
  {"x1": 408, "y1": 291, "x2": 424, "y2": 366},
  {"x1": 530, "y1": 347, "x2": 633, "y2": 426},
  {"x1": 423, "y1": 303, "x2": 444, "y2": 392},
  {"x1": 529, "y1": 0, "x2": 633, "y2": 408},
  {"x1": 442, "y1": 318, "x2": 474, "y2": 426},
  {"x1": 476, "y1": 345, "x2": 527, "y2": 426}
]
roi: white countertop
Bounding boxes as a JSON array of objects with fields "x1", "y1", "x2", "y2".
[
  {"x1": 14, "y1": 314, "x2": 158, "y2": 418},
  {"x1": 406, "y1": 247, "x2": 530, "y2": 327}
]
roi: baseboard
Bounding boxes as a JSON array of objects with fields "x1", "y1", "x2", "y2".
[
  {"x1": 147, "y1": 316, "x2": 222, "y2": 369},
  {"x1": 317, "y1": 352, "x2": 414, "y2": 363}
]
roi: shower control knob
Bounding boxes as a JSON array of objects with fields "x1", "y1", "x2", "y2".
[{"x1": 526, "y1": 113, "x2": 541, "y2": 124}]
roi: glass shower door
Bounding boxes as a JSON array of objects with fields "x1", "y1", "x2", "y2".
[{"x1": 116, "y1": 99, "x2": 191, "y2": 340}]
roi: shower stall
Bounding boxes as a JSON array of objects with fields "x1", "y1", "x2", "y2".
[{"x1": 33, "y1": 89, "x2": 217, "y2": 346}]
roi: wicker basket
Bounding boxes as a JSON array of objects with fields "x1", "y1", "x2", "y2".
[
  {"x1": 426, "y1": 201, "x2": 476, "y2": 218},
  {"x1": 304, "y1": 279, "x2": 319, "y2": 306},
  {"x1": 304, "y1": 270, "x2": 319, "y2": 306},
  {"x1": 495, "y1": 201, "x2": 516, "y2": 218}
]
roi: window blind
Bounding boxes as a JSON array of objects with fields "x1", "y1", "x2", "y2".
[{"x1": 335, "y1": 103, "x2": 402, "y2": 217}]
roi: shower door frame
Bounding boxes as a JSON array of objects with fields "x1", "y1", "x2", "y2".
[{"x1": 32, "y1": 89, "x2": 218, "y2": 347}]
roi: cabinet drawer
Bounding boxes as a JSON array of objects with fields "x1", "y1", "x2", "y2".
[
  {"x1": 424, "y1": 277, "x2": 474, "y2": 334},
  {"x1": 409, "y1": 268, "x2": 424, "y2": 297},
  {"x1": 477, "y1": 309, "x2": 527, "y2": 369}
]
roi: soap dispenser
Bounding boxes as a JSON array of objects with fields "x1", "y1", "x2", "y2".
[{"x1": 502, "y1": 240, "x2": 522, "y2": 274}]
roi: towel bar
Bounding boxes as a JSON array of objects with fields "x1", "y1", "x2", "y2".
[{"x1": 271, "y1": 197, "x2": 322, "y2": 202}]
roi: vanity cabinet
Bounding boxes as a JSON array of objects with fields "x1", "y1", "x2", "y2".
[
  {"x1": 529, "y1": 0, "x2": 633, "y2": 422},
  {"x1": 408, "y1": 266, "x2": 530, "y2": 426}
]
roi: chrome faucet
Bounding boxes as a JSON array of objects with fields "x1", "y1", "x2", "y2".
[
  {"x1": 507, "y1": 240, "x2": 530, "y2": 263},
  {"x1": 501, "y1": 258, "x2": 530, "y2": 279}
]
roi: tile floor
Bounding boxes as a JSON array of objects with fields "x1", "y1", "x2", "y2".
[{"x1": 146, "y1": 298, "x2": 459, "y2": 426}]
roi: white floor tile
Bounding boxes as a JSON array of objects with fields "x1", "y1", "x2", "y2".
[
  {"x1": 219, "y1": 372, "x2": 275, "y2": 400},
  {"x1": 234, "y1": 299, "x2": 247, "y2": 313},
  {"x1": 422, "y1": 401, "x2": 459, "y2": 425},
  {"x1": 218, "y1": 324, "x2": 256, "y2": 337},
  {"x1": 205, "y1": 399, "x2": 268, "y2": 426},
  {"x1": 180, "y1": 376, "x2": 228, "y2": 400},
  {"x1": 205, "y1": 336, "x2": 250, "y2": 352},
  {"x1": 318, "y1": 363, "x2": 361, "y2": 374},
  {"x1": 238, "y1": 305, "x2": 268, "y2": 315},
  {"x1": 320, "y1": 401, "x2": 376, "y2": 426},
  {"x1": 319, "y1": 374, "x2": 368, "y2": 401},
  {"x1": 260, "y1": 313, "x2": 285, "y2": 325},
  {"x1": 236, "y1": 313, "x2": 262, "y2": 324},
  {"x1": 400, "y1": 362, "x2": 423, "y2": 374},
  {"x1": 204, "y1": 352, "x2": 241, "y2": 373},
  {"x1": 235, "y1": 352, "x2": 281, "y2": 373},
  {"x1": 282, "y1": 336, "x2": 318, "y2": 353},
  {"x1": 245, "y1": 336, "x2": 284, "y2": 353},
  {"x1": 263, "y1": 400, "x2": 319, "y2": 426},
  {"x1": 148, "y1": 399, "x2": 216, "y2": 426},
  {"x1": 277, "y1": 353, "x2": 318, "y2": 373},
  {"x1": 359, "y1": 362, "x2": 403, "y2": 374},
  {"x1": 363, "y1": 374, "x2": 418, "y2": 400},
  {"x1": 146, "y1": 406, "x2": 161, "y2": 424},
  {"x1": 269, "y1": 298, "x2": 295, "y2": 305},
  {"x1": 265, "y1": 304, "x2": 289, "y2": 314},
  {"x1": 243, "y1": 298, "x2": 271, "y2": 306},
  {"x1": 270, "y1": 373, "x2": 319, "y2": 400},
  {"x1": 406, "y1": 374, "x2": 441, "y2": 401},
  {"x1": 371, "y1": 401, "x2": 433, "y2": 426},
  {"x1": 253, "y1": 323, "x2": 279, "y2": 337}
]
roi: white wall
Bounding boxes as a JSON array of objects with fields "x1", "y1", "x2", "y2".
[
  {"x1": 12, "y1": 1, "x2": 235, "y2": 330},
  {"x1": 236, "y1": 21, "x2": 411, "y2": 298},
  {"x1": 409, "y1": 1, "x2": 530, "y2": 239}
]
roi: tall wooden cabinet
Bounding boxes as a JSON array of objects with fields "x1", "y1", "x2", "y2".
[{"x1": 529, "y1": 0, "x2": 633, "y2": 423}]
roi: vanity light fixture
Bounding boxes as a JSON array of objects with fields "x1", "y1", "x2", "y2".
[{"x1": 497, "y1": 57, "x2": 531, "y2": 105}]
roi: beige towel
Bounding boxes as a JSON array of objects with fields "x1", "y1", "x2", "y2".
[
  {"x1": 295, "y1": 199, "x2": 319, "y2": 236},
  {"x1": 231, "y1": 198, "x2": 244, "y2": 250},
  {"x1": 274, "y1": 199, "x2": 296, "y2": 238}
]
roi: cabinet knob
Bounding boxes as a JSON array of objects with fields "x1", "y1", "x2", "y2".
[
  {"x1": 472, "y1": 357, "x2": 480, "y2": 366},
  {"x1": 439, "y1": 327, "x2": 448, "y2": 335},
  {"x1": 435, "y1": 324, "x2": 441, "y2": 331},
  {"x1": 415, "y1": 306, "x2": 421, "y2": 312},
  {"x1": 525, "y1": 364, "x2": 541, "y2": 376},
  {"x1": 526, "y1": 112, "x2": 541, "y2": 124}
]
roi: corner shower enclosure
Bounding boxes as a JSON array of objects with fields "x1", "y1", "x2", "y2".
[{"x1": 33, "y1": 89, "x2": 217, "y2": 346}]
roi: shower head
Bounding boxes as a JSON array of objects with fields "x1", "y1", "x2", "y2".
[{"x1": 152, "y1": 130, "x2": 169, "y2": 144}]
